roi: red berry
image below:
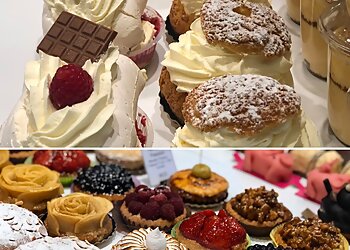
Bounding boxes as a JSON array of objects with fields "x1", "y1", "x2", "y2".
[
  {"x1": 140, "y1": 201, "x2": 160, "y2": 220},
  {"x1": 218, "y1": 209, "x2": 228, "y2": 218},
  {"x1": 179, "y1": 212, "x2": 207, "y2": 240},
  {"x1": 160, "y1": 203, "x2": 176, "y2": 221},
  {"x1": 197, "y1": 210, "x2": 216, "y2": 217},
  {"x1": 124, "y1": 193, "x2": 138, "y2": 206},
  {"x1": 49, "y1": 64, "x2": 93, "y2": 109},
  {"x1": 169, "y1": 198, "x2": 185, "y2": 216},
  {"x1": 150, "y1": 193, "x2": 168, "y2": 204},
  {"x1": 135, "y1": 185, "x2": 151, "y2": 193},
  {"x1": 154, "y1": 185, "x2": 171, "y2": 194},
  {"x1": 136, "y1": 191, "x2": 152, "y2": 204},
  {"x1": 128, "y1": 201, "x2": 143, "y2": 215},
  {"x1": 33, "y1": 150, "x2": 90, "y2": 173}
]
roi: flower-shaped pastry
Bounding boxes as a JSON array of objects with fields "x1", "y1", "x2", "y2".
[
  {"x1": 0, "y1": 164, "x2": 63, "y2": 214},
  {"x1": 46, "y1": 193, "x2": 114, "y2": 243}
]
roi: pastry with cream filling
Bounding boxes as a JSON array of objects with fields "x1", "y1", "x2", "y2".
[
  {"x1": 161, "y1": 0, "x2": 293, "y2": 123},
  {"x1": 173, "y1": 74, "x2": 320, "y2": 147}
]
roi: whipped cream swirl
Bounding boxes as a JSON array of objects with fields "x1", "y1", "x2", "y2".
[
  {"x1": 43, "y1": 0, "x2": 147, "y2": 54},
  {"x1": 162, "y1": 18, "x2": 293, "y2": 93}
]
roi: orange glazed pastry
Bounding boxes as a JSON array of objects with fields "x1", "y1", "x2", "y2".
[
  {"x1": 225, "y1": 186, "x2": 292, "y2": 236},
  {"x1": 169, "y1": 164, "x2": 228, "y2": 206},
  {"x1": 0, "y1": 164, "x2": 63, "y2": 215},
  {"x1": 45, "y1": 193, "x2": 114, "y2": 244}
]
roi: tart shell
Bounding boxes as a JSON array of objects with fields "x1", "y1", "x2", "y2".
[
  {"x1": 270, "y1": 223, "x2": 349, "y2": 250},
  {"x1": 71, "y1": 184, "x2": 128, "y2": 202},
  {"x1": 225, "y1": 200, "x2": 292, "y2": 237}
]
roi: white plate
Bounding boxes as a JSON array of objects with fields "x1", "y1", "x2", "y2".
[{"x1": 0, "y1": 0, "x2": 345, "y2": 147}]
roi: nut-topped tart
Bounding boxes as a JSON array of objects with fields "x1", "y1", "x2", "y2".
[
  {"x1": 169, "y1": 164, "x2": 228, "y2": 207},
  {"x1": 270, "y1": 218, "x2": 349, "y2": 250},
  {"x1": 225, "y1": 186, "x2": 292, "y2": 236}
]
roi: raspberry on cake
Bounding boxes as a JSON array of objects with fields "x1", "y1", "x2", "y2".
[
  {"x1": 120, "y1": 185, "x2": 187, "y2": 231},
  {"x1": 49, "y1": 64, "x2": 93, "y2": 110},
  {"x1": 175, "y1": 209, "x2": 249, "y2": 250}
]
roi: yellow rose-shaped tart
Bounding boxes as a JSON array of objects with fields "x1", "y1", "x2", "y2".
[
  {"x1": 46, "y1": 193, "x2": 114, "y2": 244},
  {"x1": 0, "y1": 150, "x2": 10, "y2": 172},
  {"x1": 0, "y1": 164, "x2": 63, "y2": 214}
]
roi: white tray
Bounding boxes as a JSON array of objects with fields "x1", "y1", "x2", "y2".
[{"x1": 0, "y1": 0, "x2": 344, "y2": 147}]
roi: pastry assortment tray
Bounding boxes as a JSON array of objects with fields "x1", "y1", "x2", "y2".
[
  {"x1": 68, "y1": 150, "x2": 319, "y2": 249},
  {"x1": 0, "y1": 0, "x2": 345, "y2": 147}
]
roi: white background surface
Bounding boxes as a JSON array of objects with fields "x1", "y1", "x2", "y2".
[
  {"x1": 67, "y1": 150, "x2": 319, "y2": 249},
  {"x1": 0, "y1": 0, "x2": 345, "y2": 147}
]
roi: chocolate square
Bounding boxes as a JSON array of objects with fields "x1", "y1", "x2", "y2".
[{"x1": 37, "y1": 11, "x2": 117, "y2": 66}]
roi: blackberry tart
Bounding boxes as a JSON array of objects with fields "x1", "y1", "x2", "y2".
[
  {"x1": 169, "y1": 164, "x2": 228, "y2": 207},
  {"x1": 120, "y1": 185, "x2": 187, "y2": 231},
  {"x1": 72, "y1": 164, "x2": 134, "y2": 202},
  {"x1": 225, "y1": 186, "x2": 292, "y2": 236}
]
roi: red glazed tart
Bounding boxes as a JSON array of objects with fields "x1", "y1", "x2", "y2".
[
  {"x1": 174, "y1": 209, "x2": 249, "y2": 250},
  {"x1": 120, "y1": 185, "x2": 187, "y2": 231}
]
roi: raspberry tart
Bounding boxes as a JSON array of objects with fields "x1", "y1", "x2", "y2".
[
  {"x1": 270, "y1": 218, "x2": 349, "y2": 250},
  {"x1": 113, "y1": 228, "x2": 187, "y2": 250},
  {"x1": 33, "y1": 150, "x2": 90, "y2": 187},
  {"x1": 72, "y1": 164, "x2": 134, "y2": 202},
  {"x1": 120, "y1": 185, "x2": 187, "y2": 231},
  {"x1": 169, "y1": 164, "x2": 228, "y2": 207},
  {"x1": 173, "y1": 209, "x2": 249, "y2": 250},
  {"x1": 225, "y1": 186, "x2": 292, "y2": 236}
]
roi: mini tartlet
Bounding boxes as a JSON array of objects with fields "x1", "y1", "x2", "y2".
[
  {"x1": 72, "y1": 164, "x2": 135, "y2": 202},
  {"x1": 270, "y1": 218, "x2": 349, "y2": 250},
  {"x1": 0, "y1": 164, "x2": 64, "y2": 215},
  {"x1": 169, "y1": 164, "x2": 228, "y2": 206},
  {"x1": 173, "y1": 209, "x2": 249, "y2": 250},
  {"x1": 0, "y1": 203, "x2": 48, "y2": 250},
  {"x1": 95, "y1": 150, "x2": 145, "y2": 175},
  {"x1": 45, "y1": 193, "x2": 114, "y2": 244},
  {"x1": 120, "y1": 185, "x2": 187, "y2": 231},
  {"x1": 113, "y1": 227, "x2": 187, "y2": 250},
  {"x1": 225, "y1": 186, "x2": 292, "y2": 236},
  {"x1": 33, "y1": 150, "x2": 90, "y2": 187}
]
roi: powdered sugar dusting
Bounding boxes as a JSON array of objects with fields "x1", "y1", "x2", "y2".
[
  {"x1": 183, "y1": 74, "x2": 301, "y2": 135},
  {"x1": 201, "y1": 0, "x2": 291, "y2": 57},
  {"x1": 0, "y1": 203, "x2": 47, "y2": 249}
]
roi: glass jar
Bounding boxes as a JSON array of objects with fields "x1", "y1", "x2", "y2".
[
  {"x1": 286, "y1": 0, "x2": 300, "y2": 24},
  {"x1": 320, "y1": 0, "x2": 350, "y2": 145},
  {"x1": 300, "y1": 0, "x2": 338, "y2": 79}
]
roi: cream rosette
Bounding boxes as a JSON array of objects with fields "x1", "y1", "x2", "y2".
[
  {"x1": 0, "y1": 164, "x2": 63, "y2": 211},
  {"x1": 47, "y1": 193, "x2": 113, "y2": 235}
]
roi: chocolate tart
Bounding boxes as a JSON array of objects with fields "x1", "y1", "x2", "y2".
[
  {"x1": 169, "y1": 167, "x2": 229, "y2": 206},
  {"x1": 225, "y1": 187, "x2": 292, "y2": 237},
  {"x1": 270, "y1": 218, "x2": 349, "y2": 250},
  {"x1": 72, "y1": 164, "x2": 134, "y2": 202}
]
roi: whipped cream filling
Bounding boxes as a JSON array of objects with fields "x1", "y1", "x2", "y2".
[
  {"x1": 173, "y1": 113, "x2": 320, "y2": 147},
  {"x1": 43, "y1": 0, "x2": 147, "y2": 54},
  {"x1": 3, "y1": 47, "x2": 146, "y2": 147},
  {"x1": 145, "y1": 228, "x2": 167, "y2": 250},
  {"x1": 162, "y1": 18, "x2": 293, "y2": 93}
]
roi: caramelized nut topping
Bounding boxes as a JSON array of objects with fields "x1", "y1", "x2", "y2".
[
  {"x1": 232, "y1": 186, "x2": 286, "y2": 223},
  {"x1": 280, "y1": 218, "x2": 341, "y2": 249}
]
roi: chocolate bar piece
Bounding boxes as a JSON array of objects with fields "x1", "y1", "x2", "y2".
[{"x1": 37, "y1": 11, "x2": 117, "y2": 66}]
